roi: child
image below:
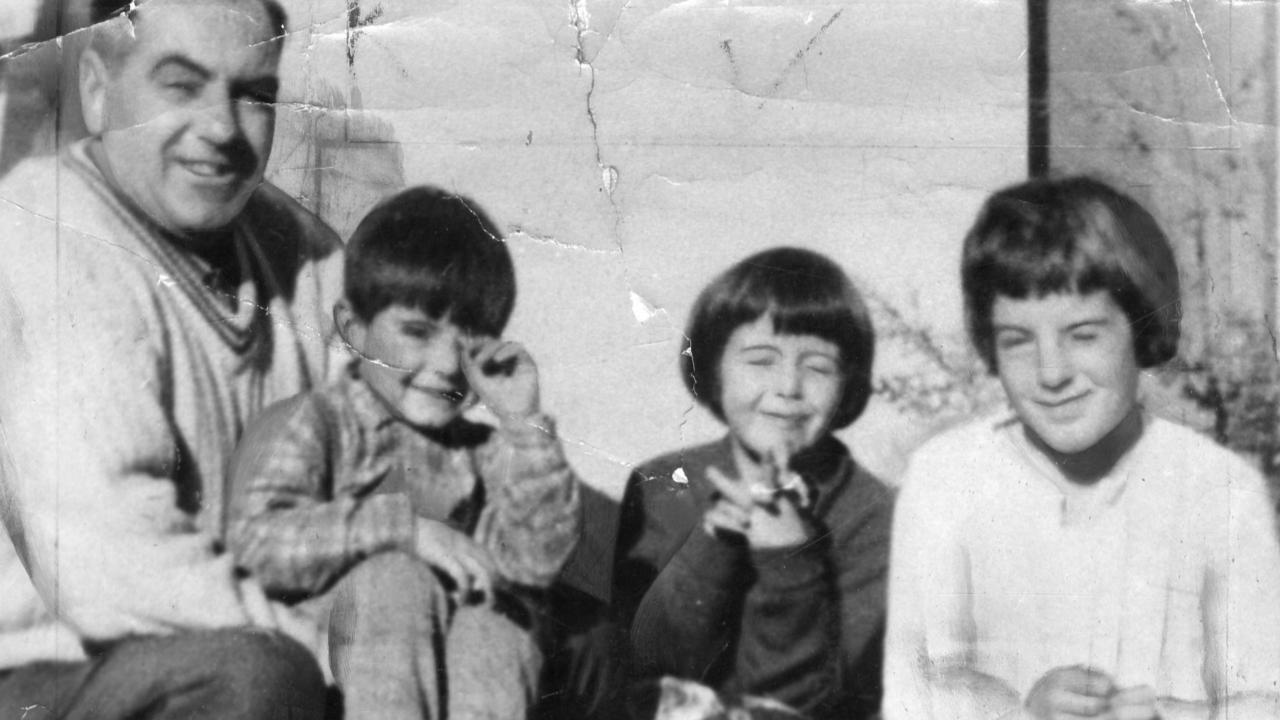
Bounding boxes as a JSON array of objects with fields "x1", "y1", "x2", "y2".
[
  {"x1": 884, "y1": 177, "x2": 1280, "y2": 719},
  {"x1": 614, "y1": 247, "x2": 893, "y2": 720},
  {"x1": 228, "y1": 186, "x2": 581, "y2": 720}
]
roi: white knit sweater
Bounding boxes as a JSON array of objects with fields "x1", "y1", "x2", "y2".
[{"x1": 0, "y1": 141, "x2": 343, "y2": 667}]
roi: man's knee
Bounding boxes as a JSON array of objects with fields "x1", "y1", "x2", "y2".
[
  {"x1": 199, "y1": 630, "x2": 326, "y2": 718},
  {"x1": 84, "y1": 629, "x2": 326, "y2": 720}
]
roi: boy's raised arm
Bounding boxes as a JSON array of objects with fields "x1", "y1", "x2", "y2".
[{"x1": 473, "y1": 414, "x2": 581, "y2": 589}]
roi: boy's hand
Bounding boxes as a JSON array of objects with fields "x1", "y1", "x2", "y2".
[
  {"x1": 462, "y1": 337, "x2": 541, "y2": 427},
  {"x1": 1025, "y1": 665, "x2": 1115, "y2": 720},
  {"x1": 413, "y1": 518, "x2": 498, "y2": 605}
]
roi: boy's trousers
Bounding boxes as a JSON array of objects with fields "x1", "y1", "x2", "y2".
[
  {"x1": 0, "y1": 628, "x2": 325, "y2": 720},
  {"x1": 327, "y1": 551, "x2": 542, "y2": 720}
]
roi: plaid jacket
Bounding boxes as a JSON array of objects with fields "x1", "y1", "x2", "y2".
[{"x1": 227, "y1": 365, "x2": 581, "y2": 599}]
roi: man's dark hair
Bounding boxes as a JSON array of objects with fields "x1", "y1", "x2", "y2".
[
  {"x1": 681, "y1": 246, "x2": 875, "y2": 431},
  {"x1": 345, "y1": 186, "x2": 515, "y2": 337},
  {"x1": 89, "y1": 0, "x2": 288, "y2": 67}
]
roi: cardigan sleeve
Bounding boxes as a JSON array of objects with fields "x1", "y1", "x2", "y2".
[
  {"x1": 883, "y1": 436, "x2": 1024, "y2": 720},
  {"x1": 616, "y1": 468, "x2": 747, "y2": 680},
  {"x1": 826, "y1": 472, "x2": 893, "y2": 711},
  {"x1": 630, "y1": 522, "x2": 748, "y2": 679},
  {"x1": 731, "y1": 538, "x2": 840, "y2": 715},
  {"x1": 0, "y1": 237, "x2": 277, "y2": 642},
  {"x1": 1199, "y1": 451, "x2": 1280, "y2": 709}
]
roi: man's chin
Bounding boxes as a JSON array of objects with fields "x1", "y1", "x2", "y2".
[{"x1": 165, "y1": 198, "x2": 253, "y2": 234}]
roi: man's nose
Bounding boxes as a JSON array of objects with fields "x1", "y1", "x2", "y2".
[{"x1": 195, "y1": 88, "x2": 242, "y2": 145}]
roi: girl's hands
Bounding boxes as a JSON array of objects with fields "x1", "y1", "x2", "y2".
[
  {"x1": 703, "y1": 446, "x2": 814, "y2": 550},
  {"x1": 461, "y1": 337, "x2": 540, "y2": 427},
  {"x1": 1023, "y1": 666, "x2": 1158, "y2": 720}
]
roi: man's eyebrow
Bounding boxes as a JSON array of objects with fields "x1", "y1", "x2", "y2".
[{"x1": 149, "y1": 55, "x2": 212, "y2": 80}]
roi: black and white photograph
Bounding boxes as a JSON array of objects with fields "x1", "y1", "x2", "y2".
[{"x1": 0, "y1": 1, "x2": 1276, "y2": 718}]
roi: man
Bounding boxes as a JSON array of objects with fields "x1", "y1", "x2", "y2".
[{"x1": 0, "y1": 0, "x2": 342, "y2": 716}]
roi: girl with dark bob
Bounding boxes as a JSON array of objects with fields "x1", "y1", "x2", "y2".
[
  {"x1": 613, "y1": 246, "x2": 893, "y2": 719},
  {"x1": 885, "y1": 177, "x2": 1280, "y2": 720}
]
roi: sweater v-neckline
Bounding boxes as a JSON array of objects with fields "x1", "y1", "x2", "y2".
[{"x1": 66, "y1": 142, "x2": 265, "y2": 354}]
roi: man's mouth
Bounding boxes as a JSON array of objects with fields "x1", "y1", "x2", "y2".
[{"x1": 178, "y1": 158, "x2": 242, "y2": 181}]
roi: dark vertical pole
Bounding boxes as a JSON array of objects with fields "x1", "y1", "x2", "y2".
[{"x1": 1027, "y1": 0, "x2": 1050, "y2": 178}]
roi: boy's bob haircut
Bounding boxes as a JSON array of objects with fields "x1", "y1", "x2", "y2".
[
  {"x1": 681, "y1": 246, "x2": 875, "y2": 431},
  {"x1": 962, "y1": 175, "x2": 1181, "y2": 371},
  {"x1": 345, "y1": 186, "x2": 515, "y2": 336}
]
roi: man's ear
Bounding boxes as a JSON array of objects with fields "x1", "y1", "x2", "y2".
[
  {"x1": 333, "y1": 299, "x2": 367, "y2": 354},
  {"x1": 79, "y1": 47, "x2": 111, "y2": 136}
]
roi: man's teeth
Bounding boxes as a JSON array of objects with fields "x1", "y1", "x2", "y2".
[{"x1": 185, "y1": 161, "x2": 232, "y2": 176}]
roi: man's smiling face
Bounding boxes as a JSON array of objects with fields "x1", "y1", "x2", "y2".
[{"x1": 81, "y1": 0, "x2": 282, "y2": 234}]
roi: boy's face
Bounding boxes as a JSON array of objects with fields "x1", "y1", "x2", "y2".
[
  {"x1": 991, "y1": 290, "x2": 1140, "y2": 456},
  {"x1": 718, "y1": 314, "x2": 845, "y2": 461},
  {"x1": 347, "y1": 304, "x2": 472, "y2": 430}
]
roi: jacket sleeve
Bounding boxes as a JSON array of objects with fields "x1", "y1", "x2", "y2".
[
  {"x1": 731, "y1": 479, "x2": 893, "y2": 716},
  {"x1": 473, "y1": 414, "x2": 581, "y2": 588},
  {"x1": 0, "y1": 239, "x2": 273, "y2": 641},
  {"x1": 621, "y1": 470, "x2": 749, "y2": 681},
  {"x1": 227, "y1": 394, "x2": 417, "y2": 598}
]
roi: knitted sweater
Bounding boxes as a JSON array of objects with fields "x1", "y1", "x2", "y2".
[
  {"x1": 617, "y1": 435, "x2": 893, "y2": 719},
  {"x1": 0, "y1": 141, "x2": 342, "y2": 668}
]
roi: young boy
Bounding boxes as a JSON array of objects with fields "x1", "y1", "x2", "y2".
[
  {"x1": 228, "y1": 186, "x2": 581, "y2": 720},
  {"x1": 884, "y1": 177, "x2": 1280, "y2": 720}
]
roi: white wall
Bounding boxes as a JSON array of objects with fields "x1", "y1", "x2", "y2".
[
  {"x1": 265, "y1": 0, "x2": 1029, "y2": 494},
  {"x1": 1, "y1": 0, "x2": 1029, "y2": 493}
]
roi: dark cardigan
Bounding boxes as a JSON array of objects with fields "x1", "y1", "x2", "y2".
[{"x1": 614, "y1": 434, "x2": 893, "y2": 719}]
